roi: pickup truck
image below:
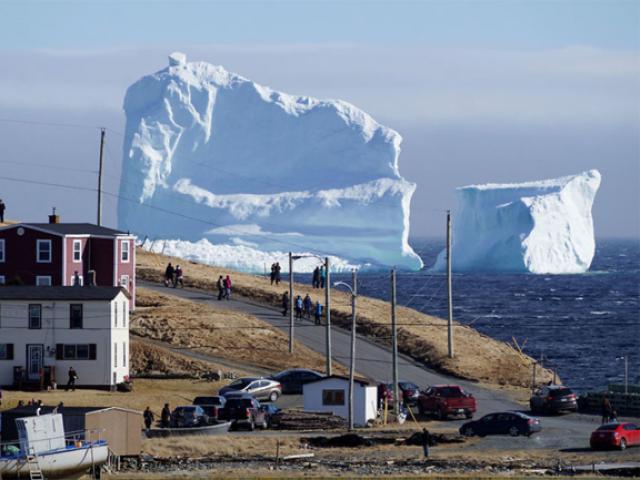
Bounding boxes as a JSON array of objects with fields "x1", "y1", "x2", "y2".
[
  {"x1": 217, "y1": 394, "x2": 268, "y2": 430},
  {"x1": 193, "y1": 396, "x2": 227, "y2": 423},
  {"x1": 417, "y1": 385, "x2": 477, "y2": 420}
]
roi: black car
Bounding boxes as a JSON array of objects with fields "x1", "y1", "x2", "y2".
[
  {"x1": 460, "y1": 411, "x2": 541, "y2": 437},
  {"x1": 398, "y1": 381, "x2": 420, "y2": 405},
  {"x1": 218, "y1": 394, "x2": 268, "y2": 430},
  {"x1": 269, "y1": 369, "x2": 324, "y2": 394},
  {"x1": 170, "y1": 406, "x2": 209, "y2": 428},
  {"x1": 529, "y1": 385, "x2": 578, "y2": 414}
]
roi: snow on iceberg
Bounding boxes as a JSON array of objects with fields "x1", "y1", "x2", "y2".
[
  {"x1": 118, "y1": 53, "x2": 423, "y2": 272},
  {"x1": 432, "y1": 170, "x2": 601, "y2": 274}
]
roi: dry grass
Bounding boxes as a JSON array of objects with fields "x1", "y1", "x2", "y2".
[
  {"x1": 137, "y1": 249, "x2": 555, "y2": 389},
  {"x1": 132, "y1": 288, "x2": 347, "y2": 375},
  {"x1": 143, "y1": 436, "x2": 304, "y2": 459},
  {"x1": 130, "y1": 340, "x2": 233, "y2": 376}
]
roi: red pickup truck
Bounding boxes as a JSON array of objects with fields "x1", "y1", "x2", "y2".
[{"x1": 417, "y1": 385, "x2": 477, "y2": 420}]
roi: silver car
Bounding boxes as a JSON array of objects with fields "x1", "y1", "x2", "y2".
[{"x1": 219, "y1": 377, "x2": 282, "y2": 402}]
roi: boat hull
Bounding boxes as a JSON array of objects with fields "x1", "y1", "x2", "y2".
[
  {"x1": 0, "y1": 444, "x2": 108, "y2": 479},
  {"x1": 146, "y1": 421, "x2": 232, "y2": 438}
]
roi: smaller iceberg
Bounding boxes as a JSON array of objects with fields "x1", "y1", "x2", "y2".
[{"x1": 433, "y1": 170, "x2": 601, "y2": 274}]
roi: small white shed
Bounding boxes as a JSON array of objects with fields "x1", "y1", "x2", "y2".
[{"x1": 303, "y1": 375, "x2": 378, "y2": 426}]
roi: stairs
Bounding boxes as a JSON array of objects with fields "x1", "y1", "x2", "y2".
[{"x1": 26, "y1": 448, "x2": 44, "y2": 480}]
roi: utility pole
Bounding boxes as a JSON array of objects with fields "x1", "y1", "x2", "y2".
[
  {"x1": 447, "y1": 210, "x2": 454, "y2": 359},
  {"x1": 325, "y1": 257, "x2": 332, "y2": 377},
  {"x1": 391, "y1": 269, "x2": 399, "y2": 416},
  {"x1": 624, "y1": 356, "x2": 628, "y2": 395},
  {"x1": 288, "y1": 252, "x2": 294, "y2": 354},
  {"x1": 348, "y1": 269, "x2": 357, "y2": 431},
  {"x1": 97, "y1": 128, "x2": 106, "y2": 226}
]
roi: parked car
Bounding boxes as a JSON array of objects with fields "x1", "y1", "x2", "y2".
[
  {"x1": 219, "y1": 377, "x2": 282, "y2": 402},
  {"x1": 270, "y1": 369, "x2": 324, "y2": 394},
  {"x1": 259, "y1": 404, "x2": 282, "y2": 428},
  {"x1": 377, "y1": 383, "x2": 403, "y2": 407},
  {"x1": 529, "y1": 385, "x2": 578, "y2": 414},
  {"x1": 170, "y1": 406, "x2": 209, "y2": 428},
  {"x1": 460, "y1": 412, "x2": 541, "y2": 437},
  {"x1": 398, "y1": 382, "x2": 420, "y2": 405},
  {"x1": 590, "y1": 423, "x2": 640, "y2": 450},
  {"x1": 193, "y1": 396, "x2": 227, "y2": 422},
  {"x1": 218, "y1": 394, "x2": 268, "y2": 430},
  {"x1": 417, "y1": 385, "x2": 477, "y2": 419}
]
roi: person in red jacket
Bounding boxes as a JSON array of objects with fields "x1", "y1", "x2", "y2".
[{"x1": 223, "y1": 275, "x2": 232, "y2": 300}]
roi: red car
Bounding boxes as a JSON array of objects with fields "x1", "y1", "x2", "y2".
[
  {"x1": 417, "y1": 385, "x2": 477, "y2": 420},
  {"x1": 590, "y1": 422, "x2": 640, "y2": 450}
]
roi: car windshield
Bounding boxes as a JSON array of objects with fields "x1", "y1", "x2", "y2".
[
  {"x1": 226, "y1": 399, "x2": 253, "y2": 409},
  {"x1": 399, "y1": 382, "x2": 417, "y2": 390},
  {"x1": 176, "y1": 407, "x2": 196, "y2": 415},
  {"x1": 228, "y1": 378, "x2": 255, "y2": 389},
  {"x1": 549, "y1": 388, "x2": 573, "y2": 397},
  {"x1": 597, "y1": 424, "x2": 620, "y2": 431},
  {"x1": 437, "y1": 387, "x2": 464, "y2": 397}
]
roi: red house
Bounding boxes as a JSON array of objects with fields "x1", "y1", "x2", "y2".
[{"x1": 0, "y1": 215, "x2": 136, "y2": 308}]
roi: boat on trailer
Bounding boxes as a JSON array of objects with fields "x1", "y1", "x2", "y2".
[{"x1": 0, "y1": 413, "x2": 109, "y2": 479}]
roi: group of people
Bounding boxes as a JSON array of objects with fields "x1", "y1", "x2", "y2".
[
  {"x1": 269, "y1": 263, "x2": 282, "y2": 285},
  {"x1": 164, "y1": 263, "x2": 184, "y2": 288},
  {"x1": 311, "y1": 265, "x2": 327, "y2": 289},
  {"x1": 282, "y1": 292, "x2": 324, "y2": 324},
  {"x1": 216, "y1": 275, "x2": 233, "y2": 300}
]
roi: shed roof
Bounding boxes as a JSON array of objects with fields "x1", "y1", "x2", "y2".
[
  {"x1": 0, "y1": 286, "x2": 130, "y2": 301},
  {"x1": 304, "y1": 374, "x2": 373, "y2": 387}
]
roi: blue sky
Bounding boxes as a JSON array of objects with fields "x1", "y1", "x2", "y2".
[{"x1": 0, "y1": 0, "x2": 638, "y2": 238}]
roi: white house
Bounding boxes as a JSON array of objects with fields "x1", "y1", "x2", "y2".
[
  {"x1": 0, "y1": 286, "x2": 130, "y2": 389},
  {"x1": 302, "y1": 375, "x2": 378, "y2": 427}
]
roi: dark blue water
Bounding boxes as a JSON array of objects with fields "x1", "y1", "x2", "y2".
[{"x1": 325, "y1": 239, "x2": 639, "y2": 392}]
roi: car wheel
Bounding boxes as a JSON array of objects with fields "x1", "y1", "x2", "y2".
[
  {"x1": 462, "y1": 426, "x2": 474, "y2": 437},
  {"x1": 437, "y1": 409, "x2": 447, "y2": 421},
  {"x1": 248, "y1": 420, "x2": 255, "y2": 431},
  {"x1": 269, "y1": 391, "x2": 279, "y2": 402},
  {"x1": 619, "y1": 438, "x2": 627, "y2": 451},
  {"x1": 509, "y1": 426, "x2": 520, "y2": 437},
  {"x1": 260, "y1": 418, "x2": 268, "y2": 429},
  {"x1": 465, "y1": 411, "x2": 473, "y2": 419}
]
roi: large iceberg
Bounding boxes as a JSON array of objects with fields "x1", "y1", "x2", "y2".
[
  {"x1": 118, "y1": 53, "x2": 423, "y2": 271},
  {"x1": 433, "y1": 170, "x2": 601, "y2": 274}
]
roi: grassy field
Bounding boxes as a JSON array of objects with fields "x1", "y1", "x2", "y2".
[{"x1": 137, "y1": 248, "x2": 555, "y2": 389}]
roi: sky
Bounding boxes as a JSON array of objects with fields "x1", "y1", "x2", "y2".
[{"x1": 0, "y1": 0, "x2": 638, "y2": 239}]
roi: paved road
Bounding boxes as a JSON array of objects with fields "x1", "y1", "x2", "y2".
[{"x1": 141, "y1": 281, "x2": 609, "y2": 451}]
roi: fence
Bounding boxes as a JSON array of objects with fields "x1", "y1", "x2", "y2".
[{"x1": 580, "y1": 384, "x2": 640, "y2": 418}]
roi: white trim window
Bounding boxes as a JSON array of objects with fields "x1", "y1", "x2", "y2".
[
  {"x1": 70, "y1": 274, "x2": 84, "y2": 286},
  {"x1": 72, "y1": 240, "x2": 82, "y2": 262},
  {"x1": 36, "y1": 239, "x2": 52, "y2": 263},
  {"x1": 120, "y1": 275, "x2": 129, "y2": 289},
  {"x1": 0, "y1": 275, "x2": 5, "y2": 285},
  {"x1": 114, "y1": 342, "x2": 118, "y2": 368},
  {"x1": 0, "y1": 239, "x2": 5, "y2": 262},
  {"x1": 36, "y1": 276, "x2": 52, "y2": 286},
  {"x1": 121, "y1": 240, "x2": 130, "y2": 263}
]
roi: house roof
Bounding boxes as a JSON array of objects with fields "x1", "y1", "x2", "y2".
[
  {"x1": 0, "y1": 286, "x2": 130, "y2": 301},
  {"x1": 2, "y1": 222, "x2": 131, "y2": 237},
  {"x1": 303, "y1": 374, "x2": 373, "y2": 387}
]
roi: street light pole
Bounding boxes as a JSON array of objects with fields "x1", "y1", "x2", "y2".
[
  {"x1": 348, "y1": 269, "x2": 357, "y2": 431},
  {"x1": 288, "y1": 252, "x2": 294, "y2": 354},
  {"x1": 325, "y1": 257, "x2": 332, "y2": 377}
]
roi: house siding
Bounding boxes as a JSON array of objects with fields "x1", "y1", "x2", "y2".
[
  {"x1": 64, "y1": 236, "x2": 89, "y2": 285},
  {"x1": 0, "y1": 227, "x2": 62, "y2": 285}
]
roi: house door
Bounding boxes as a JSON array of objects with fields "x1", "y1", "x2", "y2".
[{"x1": 26, "y1": 344, "x2": 44, "y2": 381}]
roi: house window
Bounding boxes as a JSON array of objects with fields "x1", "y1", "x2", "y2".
[
  {"x1": 122, "y1": 341, "x2": 127, "y2": 367},
  {"x1": 29, "y1": 304, "x2": 42, "y2": 329},
  {"x1": 122, "y1": 301, "x2": 127, "y2": 327},
  {"x1": 72, "y1": 240, "x2": 82, "y2": 262},
  {"x1": 121, "y1": 240, "x2": 130, "y2": 263},
  {"x1": 120, "y1": 275, "x2": 129, "y2": 289},
  {"x1": 57, "y1": 343, "x2": 96, "y2": 360},
  {"x1": 114, "y1": 342, "x2": 118, "y2": 367},
  {"x1": 36, "y1": 276, "x2": 52, "y2": 286},
  {"x1": 36, "y1": 239, "x2": 52, "y2": 263},
  {"x1": 114, "y1": 301, "x2": 118, "y2": 327},
  {"x1": 0, "y1": 344, "x2": 14, "y2": 360},
  {"x1": 70, "y1": 304, "x2": 83, "y2": 329},
  {"x1": 0, "y1": 239, "x2": 5, "y2": 262},
  {"x1": 322, "y1": 389, "x2": 345, "y2": 406}
]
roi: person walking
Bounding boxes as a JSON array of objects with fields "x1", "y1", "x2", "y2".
[
  {"x1": 217, "y1": 275, "x2": 225, "y2": 300},
  {"x1": 319, "y1": 266, "x2": 326, "y2": 289},
  {"x1": 601, "y1": 396, "x2": 613, "y2": 424},
  {"x1": 0, "y1": 199, "x2": 5, "y2": 223},
  {"x1": 164, "y1": 263, "x2": 175, "y2": 287},
  {"x1": 174, "y1": 265, "x2": 184, "y2": 288},
  {"x1": 282, "y1": 291, "x2": 289, "y2": 317},
  {"x1": 312, "y1": 266, "x2": 320, "y2": 289},
  {"x1": 421, "y1": 428, "x2": 431, "y2": 458},
  {"x1": 295, "y1": 295, "x2": 303, "y2": 320},
  {"x1": 314, "y1": 301, "x2": 323, "y2": 325},
  {"x1": 303, "y1": 294, "x2": 313, "y2": 319},
  {"x1": 143, "y1": 406, "x2": 154, "y2": 431},
  {"x1": 270, "y1": 263, "x2": 276, "y2": 285},
  {"x1": 66, "y1": 367, "x2": 78, "y2": 392},
  {"x1": 223, "y1": 275, "x2": 232, "y2": 300},
  {"x1": 275, "y1": 262, "x2": 282, "y2": 285},
  {"x1": 160, "y1": 403, "x2": 171, "y2": 429}
]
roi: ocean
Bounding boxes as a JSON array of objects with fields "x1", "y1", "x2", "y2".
[{"x1": 325, "y1": 238, "x2": 639, "y2": 393}]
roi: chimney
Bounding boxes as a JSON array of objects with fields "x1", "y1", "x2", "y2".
[{"x1": 48, "y1": 207, "x2": 60, "y2": 224}]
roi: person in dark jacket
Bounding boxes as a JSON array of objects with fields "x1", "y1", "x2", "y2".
[
  {"x1": 314, "y1": 301, "x2": 323, "y2": 325},
  {"x1": 312, "y1": 267, "x2": 320, "y2": 289},
  {"x1": 0, "y1": 199, "x2": 5, "y2": 223},
  {"x1": 601, "y1": 396, "x2": 613, "y2": 424},
  {"x1": 217, "y1": 275, "x2": 225, "y2": 300},
  {"x1": 164, "y1": 263, "x2": 175, "y2": 287},
  {"x1": 282, "y1": 291, "x2": 289, "y2": 317},
  {"x1": 174, "y1": 265, "x2": 184, "y2": 288},
  {"x1": 161, "y1": 403, "x2": 171, "y2": 428},
  {"x1": 66, "y1": 367, "x2": 78, "y2": 391},
  {"x1": 319, "y1": 266, "x2": 326, "y2": 289},
  {"x1": 303, "y1": 294, "x2": 313, "y2": 319},
  {"x1": 422, "y1": 428, "x2": 431, "y2": 458},
  {"x1": 270, "y1": 263, "x2": 276, "y2": 285},
  {"x1": 274, "y1": 263, "x2": 282, "y2": 285},
  {"x1": 143, "y1": 406, "x2": 154, "y2": 430}
]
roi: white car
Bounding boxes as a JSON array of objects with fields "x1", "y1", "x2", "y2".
[{"x1": 219, "y1": 377, "x2": 282, "y2": 402}]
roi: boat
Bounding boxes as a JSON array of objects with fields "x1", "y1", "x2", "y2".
[
  {"x1": 0, "y1": 413, "x2": 109, "y2": 479},
  {"x1": 146, "y1": 421, "x2": 232, "y2": 438}
]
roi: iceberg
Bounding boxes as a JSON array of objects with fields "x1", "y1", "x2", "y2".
[
  {"x1": 118, "y1": 53, "x2": 423, "y2": 272},
  {"x1": 433, "y1": 170, "x2": 601, "y2": 274}
]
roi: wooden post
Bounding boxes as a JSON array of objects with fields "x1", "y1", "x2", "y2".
[
  {"x1": 325, "y1": 257, "x2": 332, "y2": 376},
  {"x1": 97, "y1": 128, "x2": 105, "y2": 226},
  {"x1": 447, "y1": 210, "x2": 454, "y2": 358},
  {"x1": 391, "y1": 269, "x2": 399, "y2": 416}
]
